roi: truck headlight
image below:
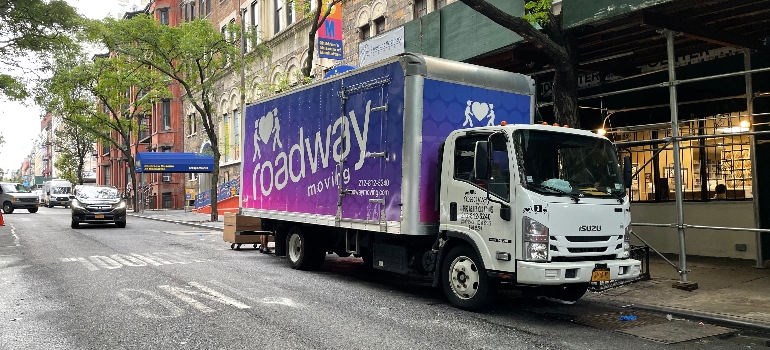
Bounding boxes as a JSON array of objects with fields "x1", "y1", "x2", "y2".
[
  {"x1": 523, "y1": 217, "x2": 549, "y2": 261},
  {"x1": 525, "y1": 242, "x2": 549, "y2": 261},
  {"x1": 621, "y1": 226, "x2": 632, "y2": 258}
]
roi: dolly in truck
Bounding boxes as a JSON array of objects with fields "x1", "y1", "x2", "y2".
[{"x1": 239, "y1": 53, "x2": 641, "y2": 311}]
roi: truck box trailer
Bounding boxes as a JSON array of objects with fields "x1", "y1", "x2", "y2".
[{"x1": 240, "y1": 53, "x2": 641, "y2": 310}]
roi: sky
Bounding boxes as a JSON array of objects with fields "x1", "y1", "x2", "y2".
[{"x1": 0, "y1": 0, "x2": 144, "y2": 175}]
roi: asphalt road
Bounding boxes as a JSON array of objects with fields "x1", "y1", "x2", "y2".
[{"x1": 0, "y1": 207, "x2": 761, "y2": 349}]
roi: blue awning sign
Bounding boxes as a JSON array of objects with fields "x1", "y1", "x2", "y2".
[{"x1": 135, "y1": 152, "x2": 214, "y2": 173}]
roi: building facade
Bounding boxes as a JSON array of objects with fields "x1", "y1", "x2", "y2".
[
  {"x1": 96, "y1": 0, "x2": 187, "y2": 210},
  {"x1": 182, "y1": 0, "x2": 330, "y2": 208}
]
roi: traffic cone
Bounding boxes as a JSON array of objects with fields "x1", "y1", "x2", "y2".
[{"x1": 0, "y1": 211, "x2": 4, "y2": 226}]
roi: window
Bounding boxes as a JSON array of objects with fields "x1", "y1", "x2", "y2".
[
  {"x1": 223, "y1": 113, "x2": 230, "y2": 162},
  {"x1": 453, "y1": 134, "x2": 489, "y2": 183},
  {"x1": 187, "y1": 113, "x2": 197, "y2": 135},
  {"x1": 250, "y1": 1, "x2": 260, "y2": 47},
  {"x1": 488, "y1": 133, "x2": 511, "y2": 201},
  {"x1": 184, "y1": 4, "x2": 189, "y2": 21},
  {"x1": 162, "y1": 99, "x2": 171, "y2": 130},
  {"x1": 199, "y1": 0, "x2": 206, "y2": 17},
  {"x1": 191, "y1": 2, "x2": 196, "y2": 20},
  {"x1": 360, "y1": 24, "x2": 370, "y2": 40},
  {"x1": 274, "y1": 0, "x2": 283, "y2": 34},
  {"x1": 414, "y1": 0, "x2": 427, "y2": 19},
  {"x1": 233, "y1": 109, "x2": 240, "y2": 160},
  {"x1": 138, "y1": 115, "x2": 148, "y2": 140},
  {"x1": 162, "y1": 147, "x2": 172, "y2": 182},
  {"x1": 103, "y1": 166, "x2": 111, "y2": 186},
  {"x1": 374, "y1": 17, "x2": 385, "y2": 35},
  {"x1": 285, "y1": 0, "x2": 294, "y2": 27},
  {"x1": 159, "y1": 8, "x2": 169, "y2": 25},
  {"x1": 206, "y1": 0, "x2": 211, "y2": 15}
]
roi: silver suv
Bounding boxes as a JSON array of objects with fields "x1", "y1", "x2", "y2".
[{"x1": 0, "y1": 182, "x2": 40, "y2": 213}]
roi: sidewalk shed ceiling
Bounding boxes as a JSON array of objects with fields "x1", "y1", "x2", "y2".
[{"x1": 472, "y1": 0, "x2": 770, "y2": 128}]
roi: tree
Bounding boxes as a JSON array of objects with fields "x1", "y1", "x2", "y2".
[
  {"x1": 97, "y1": 16, "x2": 262, "y2": 221},
  {"x1": 457, "y1": 0, "x2": 580, "y2": 128},
  {"x1": 0, "y1": 0, "x2": 82, "y2": 100},
  {"x1": 298, "y1": 0, "x2": 343, "y2": 78},
  {"x1": 52, "y1": 121, "x2": 97, "y2": 185},
  {"x1": 37, "y1": 47, "x2": 171, "y2": 212},
  {"x1": 0, "y1": 133, "x2": 4, "y2": 155}
]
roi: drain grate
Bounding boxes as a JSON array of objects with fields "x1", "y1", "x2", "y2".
[{"x1": 572, "y1": 310, "x2": 669, "y2": 331}]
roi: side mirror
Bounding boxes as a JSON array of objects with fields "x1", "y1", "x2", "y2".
[
  {"x1": 623, "y1": 156, "x2": 633, "y2": 189},
  {"x1": 474, "y1": 141, "x2": 489, "y2": 180}
]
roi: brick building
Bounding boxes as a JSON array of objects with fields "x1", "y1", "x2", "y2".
[{"x1": 96, "y1": 0, "x2": 187, "y2": 210}]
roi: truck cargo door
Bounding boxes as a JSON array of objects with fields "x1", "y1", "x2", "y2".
[{"x1": 336, "y1": 78, "x2": 390, "y2": 230}]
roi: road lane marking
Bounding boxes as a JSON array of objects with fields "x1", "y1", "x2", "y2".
[
  {"x1": 116, "y1": 289, "x2": 185, "y2": 319},
  {"x1": 60, "y1": 252, "x2": 207, "y2": 271},
  {"x1": 159, "y1": 282, "x2": 250, "y2": 313},
  {"x1": 89, "y1": 256, "x2": 122, "y2": 269},
  {"x1": 76, "y1": 257, "x2": 100, "y2": 271}
]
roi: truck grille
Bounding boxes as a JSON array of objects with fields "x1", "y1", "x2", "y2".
[
  {"x1": 564, "y1": 236, "x2": 611, "y2": 242},
  {"x1": 568, "y1": 247, "x2": 608, "y2": 253},
  {"x1": 20, "y1": 198, "x2": 38, "y2": 202}
]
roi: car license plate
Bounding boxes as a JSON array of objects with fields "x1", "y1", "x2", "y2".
[
  {"x1": 591, "y1": 268, "x2": 611, "y2": 282},
  {"x1": 94, "y1": 214, "x2": 104, "y2": 219}
]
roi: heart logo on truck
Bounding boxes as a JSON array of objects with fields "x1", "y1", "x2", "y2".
[{"x1": 472, "y1": 102, "x2": 490, "y2": 122}]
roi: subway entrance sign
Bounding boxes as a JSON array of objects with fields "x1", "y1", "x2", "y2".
[{"x1": 135, "y1": 152, "x2": 214, "y2": 173}]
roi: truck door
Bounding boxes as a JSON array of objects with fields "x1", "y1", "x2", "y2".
[
  {"x1": 336, "y1": 79, "x2": 390, "y2": 230},
  {"x1": 442, "y1": 132, "x2": 515, "y2": 269}
]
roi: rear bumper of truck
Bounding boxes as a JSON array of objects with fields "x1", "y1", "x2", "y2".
[{"x1": 516, "y1": 259, "x2": 642, "y2": 285}]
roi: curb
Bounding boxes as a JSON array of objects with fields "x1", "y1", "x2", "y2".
[
  {"x1": 127, "y1": 213, "x2": 224, "y2": 232},
  {"x1": 588, "y1": 298, "x2": 770, "y2": 334}
]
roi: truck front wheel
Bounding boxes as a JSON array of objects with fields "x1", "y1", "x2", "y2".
[
  {"x1": 287, "y1": 227, "x2": 325, "y2": 271},
  {"x1": 442, "y1": 245, "x2": 493, "y2": 311}
]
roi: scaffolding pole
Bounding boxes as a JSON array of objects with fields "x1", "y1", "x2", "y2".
[{"x1": 663, "y1": 29, "x2": 697, "y2": 290}]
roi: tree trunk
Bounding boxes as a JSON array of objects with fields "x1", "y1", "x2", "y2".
[{"x1": 551, "y1": 66, "x2": 580, "y2": 128}]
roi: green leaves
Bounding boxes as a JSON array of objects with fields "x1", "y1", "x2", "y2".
[
  {"x1": 523, "y1": 0, "x2": 552, "y2": 26},
  {"x1": 0, "y1": 0, "x2": 83, "y2": 100}
]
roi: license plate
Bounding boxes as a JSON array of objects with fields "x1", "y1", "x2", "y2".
[
  {"x1": 591, "y1": 268, "x2": 611, "y2": 282},
  {"x1": 94, "y1": 214, "x2": 104, "y2": 219}
]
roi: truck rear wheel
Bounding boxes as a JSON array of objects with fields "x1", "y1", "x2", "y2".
[
  {"x1": 287, "y1": 227, "x2": 325, "y2": 270},
  {"x1": 441, "y1": 245, "x2": 492, "y2": 311}
]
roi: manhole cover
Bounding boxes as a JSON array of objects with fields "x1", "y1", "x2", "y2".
[{"x1": 620, "y1": 321, "x2": 734, "y2": 344}]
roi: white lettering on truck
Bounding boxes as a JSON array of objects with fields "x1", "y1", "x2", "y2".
[{"x1": 252, "y1": 100, "x2": 372, "y2": 197}]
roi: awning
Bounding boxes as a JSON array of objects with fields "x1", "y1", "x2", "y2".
[{"x1": 135, "y1": 152, "x2": 214, "y2": 173}]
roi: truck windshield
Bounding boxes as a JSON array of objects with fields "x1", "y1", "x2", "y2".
[
  {"x1": 1, "y1": 184, "x2": 31, "y2": 193},
  {"x1": 514, "y1": 129, "x2": 624, "y2": 198},
  {"x1": 52, "y1": 187, "x2": 71, "y2": 194}
]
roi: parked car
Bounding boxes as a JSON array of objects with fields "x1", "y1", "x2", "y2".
[
  {"x1": 70, "y1": 185, "x2": 127, "y2": 228},
  {"x1": 0, "y1": 182, "x2": 40, "y2": 213}
]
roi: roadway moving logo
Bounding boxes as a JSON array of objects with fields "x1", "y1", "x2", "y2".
[{"x1": 250, "y1": 100, "x2": 372, "y2": 198}]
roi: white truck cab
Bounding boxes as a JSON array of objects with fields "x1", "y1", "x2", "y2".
[{"x1": 437, "y1": 123, "x2": 641, "y2": 307}]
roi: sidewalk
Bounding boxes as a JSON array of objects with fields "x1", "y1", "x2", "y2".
[{"x1": 128, "y1": 210, "x2": 770, "y2": 331}]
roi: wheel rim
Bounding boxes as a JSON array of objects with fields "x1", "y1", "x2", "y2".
[
  {"x1": 288, "y1": 233, "x2": 303, "y2": 263},
  {"x1": 448, "y1": 255, "x2": 480, "y2": 300}
]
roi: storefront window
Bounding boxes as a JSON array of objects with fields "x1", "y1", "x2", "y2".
[{"x1": 613, "y1": 112, "x2": 752, "y2": 202}]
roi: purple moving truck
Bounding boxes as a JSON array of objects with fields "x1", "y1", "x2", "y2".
[{"x1": 240, "y1": 54, "x2": 641, "y2": 310}]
